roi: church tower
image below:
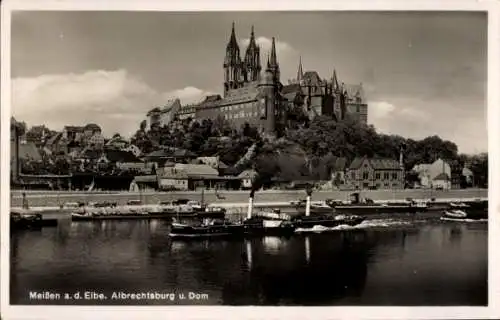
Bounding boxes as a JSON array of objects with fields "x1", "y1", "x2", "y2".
[
  {"x1": 268, "y1": 37, "x2": 281, "y2": 84},
  {"x1": 223, "y1": 22, "x2": 244, "y2": 96},
  {"x1": 331, "y1": 69, "x2": 344, "y2": 121},
  {"x1": 258, "y1": 56, "x2": 277, "y2": 136},
  {"x1": 243, "y1": 26, "x2": 261, "y2": 82}
]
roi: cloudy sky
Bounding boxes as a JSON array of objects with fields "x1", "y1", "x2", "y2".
[{"x1": 11, "y1": 11, "x2": 487, "y2": 154}]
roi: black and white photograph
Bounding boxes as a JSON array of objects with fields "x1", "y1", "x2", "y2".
[{"x1": 1, "y1": 1, "x2": 497, "y2": 319}]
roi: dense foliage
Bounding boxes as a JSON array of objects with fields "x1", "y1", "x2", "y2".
[
  {"x1": 16, "y1": 113, "x2": 488, "y2": 188},
  {"x1": 129, "y1": 115, "x2": 487, "y2": 187}
]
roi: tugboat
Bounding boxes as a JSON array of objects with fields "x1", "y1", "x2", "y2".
[
  {"x1": 292, "y1": 186, "x2": 365, "y2": 232},
  {"x1": 168, "y1": 217, "x2": 245, "y2": 239},
  {"x1": 242, "y1": 190, "x2": 296, "y2": 236}
]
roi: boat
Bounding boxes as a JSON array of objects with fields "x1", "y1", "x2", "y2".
[
  {"x1": 292, "y1": 214, "x2": 366, "y2": 231},
  {"x1": 243, "y1": 210, "x2": 296, "y2": 236},
  {"x1": 10, "y1": 210, "x2": 44, "y2": 231},
  {"x1": 441, "y1": 205, "x2": 487, "y2": 222},
  {"x1": 168, "y1": 218, "x2": 245, "y2": 239},
  {"x1": 70, "y1": 198, "x2": 225, "y2": 221},
  {"x1": 291, "y1": 200, "x2": 335, "y2": 215},
  {"x1": 326, "y1": 193, "x2": 427, "y2": 214},
  {"x1": 442, "y1": 209, "x2": 468, "y2": 219},
  {"x1": 290, "y1": 191, "x2": 365, "y2": 232}
]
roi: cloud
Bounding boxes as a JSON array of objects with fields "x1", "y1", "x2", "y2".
[
  {"x1": 12, "y1": 69, "x2": 212, "y2": 137},
  {"x1": 367, "y1": 99, "x2": 487, "y2": 154}
]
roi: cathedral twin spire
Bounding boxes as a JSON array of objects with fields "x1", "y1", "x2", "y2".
[{"x1": 224, "y1": 22, "x2": 280, "y2": 95}]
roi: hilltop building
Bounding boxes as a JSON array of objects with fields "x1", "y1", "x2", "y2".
[{"x1": 155, "y1": 23, "x2": 370, "y2": 134}]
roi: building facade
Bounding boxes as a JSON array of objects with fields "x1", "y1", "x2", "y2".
[
  {"x1": 146, "y1": 98, "x2": 182, "y2": 130},
  {"x1": 346, "y1": 157, "x2": 404, "y2": 190}
]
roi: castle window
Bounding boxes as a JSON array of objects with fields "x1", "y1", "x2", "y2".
[
  {"x1": 356, "y1": 105, "x2": 360, "y2": 113},
  {"x1": 375, "y1": 173, "x2": 380, "y2": 179},
  {"x1": 384, "y1": 172, "x2": 389, "y2": 180},
  {"x1": 392, "y1": 173, "x2": 398, "y2": 180},
  {"x1": 362, "y1": 172, "x2": 369, "y2": 180}
]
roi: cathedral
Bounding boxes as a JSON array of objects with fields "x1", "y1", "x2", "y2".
[{"x1": 183, "y1": 23, "x2": 368, "y2": 134}]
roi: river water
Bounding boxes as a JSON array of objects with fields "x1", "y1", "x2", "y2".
[{"x1": 10, "y1": 216, "x2": 487, "y2": 306}]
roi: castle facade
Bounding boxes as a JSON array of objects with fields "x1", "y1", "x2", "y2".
[{"x1": 156, "y1": 23, "x2": 368, "y2": 133}]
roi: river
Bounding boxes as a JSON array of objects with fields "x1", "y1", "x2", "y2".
[{"x1": 10, "y1": 216, "x2": 487, "y2": 306}]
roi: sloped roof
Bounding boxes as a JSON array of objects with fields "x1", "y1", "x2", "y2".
[
  {"x1": 157, "y1": 167, "x2": 189, "y2": 179},
  {"x1": 237, "y1": 169, "x2": 258, "y2": 179},
  {"x1": 331, "y1": 157, "x2": 347, "y2": 171},
  {"x1": 433, "y1": 173, "x2": 450, "y2": 181},
  {"x1": 344, "y1": 83, "x2": 365, "y2": 101},
  {"x1": 221, "y1": 82, "x2": 260, "y2": 105},
  {"x1": 412, "y1": 163, "x2": 431, "y2": 173},
  {"x1": 134, "y1": 175, "x2": 158, "y2": 183},
  {"x1": 82, "y1": 149, "x2": 102, "y2": 160},
  {"x1": 147, "y1": 99, "x2": 181, "y2": 116},
  {"x1": 174, "y1": 163, "x2": 219, "y2": 177},
  {"x1": 64, "y1": 126, "x2": 84, "y2": 132},
  {"x1": 282, "y1": 83, "x2": 301, "y2": 94},
  {"x1": 104, "y1": 150, "x2": 142, "y2": 163},
  {"x1": 11, "y1": 142, "x2": 42, "y2": 161},
  {"x1": 46, "y1": 132, "x2": 62, "y2": 146},
  {"x1": 349, "y1": 157, "x2": 400, "y2": 170},
  {"x1": 145, "y1": 148, "x2": 196, "y2": 158},
  {"x1": 84, "y1": 123, "x2": 101, "y2": 131},
  {"x1": 303, "y1": 71, "x2": 323, "y2": 85}
]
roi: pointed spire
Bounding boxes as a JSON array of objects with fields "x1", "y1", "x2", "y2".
[
  {"x1": 270, "y1": 37, "x2": 278, "y2": 66},
  {"x1": 251, "y1": 25, "x2": 255, "y2": 38},
  {"x1": 332, "y1": 69, "x2": 339, "y2": 91},
  {"x1": 266, "y1": 53, "x2": 271, "y2": 70},
  {"x1": 227, "y1": 21, "x2": 239, "y2": 49},
  {"x1": 297, "y1": 56, "x2": 304, "y2": 82}
]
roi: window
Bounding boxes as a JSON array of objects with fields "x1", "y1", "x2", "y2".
[
  {"x1": 384, "y1": 182, "x2": 389, "y2": 187},
  {"x1": 375, "y1": 173, "x2": 380, "y2": 179},
  {"x1": 356, "y1": 105, "x2": 360, "y2": 113},
  {"x1": 351, "y1": 172, "x2": 355, "y2": 179},
  {"x1": 384, "y1": 172, "x2": 389, "y2": 180},
  {"x1": 392, "y1": 173, "x2": 398, "y2": 180},
  {"x1": 362, "y1": 172, "x2": 369, "y2": 180}
]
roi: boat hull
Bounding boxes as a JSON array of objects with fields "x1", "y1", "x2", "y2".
[
  {"x1": 293, "y1": 216, "x2": 366, "y2": 229},
  {"x1": 332, "y1": 205, "x2": 425, "y2": 214},
  {"x1": 243, "y1": 217, "x2": 296, "y2": 236},
  {"x1": 10, "y1": 213, "x2": 45, "y2": 231},
  {"x1": 71, "y1": 211, "x2": 225, "y2": 221},
  {"x1": 169, "y1": 223, "x2": 245, "y2": 239}
]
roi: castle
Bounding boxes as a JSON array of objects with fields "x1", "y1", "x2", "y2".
[{"x1": 152, "y1": 23, "x2": 368, "y2": 133}]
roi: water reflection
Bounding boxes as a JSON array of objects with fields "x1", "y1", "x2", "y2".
[{"x1": 10, "y1": 220, "x2": 487, "y2": 306}]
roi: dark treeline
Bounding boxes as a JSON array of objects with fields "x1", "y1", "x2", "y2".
[{"x1": 131, "y1": 115, "x2": 488, "y2": 187}]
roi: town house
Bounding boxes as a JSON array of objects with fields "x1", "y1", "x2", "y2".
[{"x1": 346, "y1": 156, "x2": 404, "y2": 190}]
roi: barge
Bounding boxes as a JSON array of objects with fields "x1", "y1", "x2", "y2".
[
  {"x1": 325, "y1": 192, "x2": 428, "y2": 214},
  {"x1": 70, "y1": 199, "x2": 226, "y2": 221}
]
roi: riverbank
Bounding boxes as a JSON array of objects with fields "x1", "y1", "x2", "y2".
[{"x1": 10, "y1": 188, "x2": 487, "y2": 208}]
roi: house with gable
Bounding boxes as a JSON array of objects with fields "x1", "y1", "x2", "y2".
[{"x1": 346, "y1": 156, "x2": 404, "y2": 190}]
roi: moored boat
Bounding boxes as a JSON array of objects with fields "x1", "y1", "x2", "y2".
[
  {"x1": 168, "y1": 218, "x2": 245, "y2": 239},
  {"x1": 441, "y1": 208, "x2": 487, "y2": 222},
  {"x1": 11, "y1": 210, "x2": 44, "y2": 231},
  {"x1": 326, "y1": 193, "x2": 427, "y2": 214}
]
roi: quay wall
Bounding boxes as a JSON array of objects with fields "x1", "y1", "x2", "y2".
[{"x1": 10, "y1": 188, "x2": 488, "y2": 208}]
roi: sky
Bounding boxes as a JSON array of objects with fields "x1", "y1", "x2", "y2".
[{"x1": 10, "y1": 11, "x2": 487, "y2": 154}]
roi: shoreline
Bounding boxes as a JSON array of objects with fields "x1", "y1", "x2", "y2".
[{"x1": 10, "y1": 188, "x2": 488, "y2": 209}]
